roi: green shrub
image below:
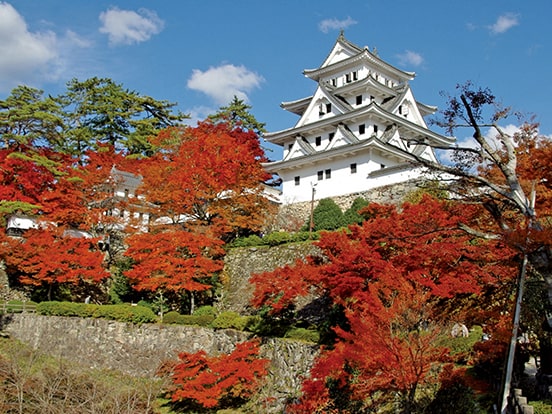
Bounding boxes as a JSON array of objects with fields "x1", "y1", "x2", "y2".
[
  {"x1": 262, "y1": 231, "x2": 292, "y2": 246},
  {"x1": 211, "y1": 311, "x2": 250, "y2": 330},
  {"x1": 343, "y1": 197, "x2": 369, "y2": 226},
  {"x1": 533, "y1": 400, "x2": 552, "y2": 414},
  {"x1": 80, "y1": 304, "x2": 101, "y2": 318},
  {"x1": 162, "y1": 311, "x2": 182, "y2": 324},
  {"x1": 284, "y1": 327, "x2": 320, "y2": 343},
  {"x1": 291, "y1": 231, "x2": 318, "y2": 242},
  {"x1": 242, "y1": 315, "x2": 263, "y2": 333},
  {"x1": 37, "y1": 301, "x2": 80, "y2": 316},
  {"x1": 231, "y1": 234, "x2": 263, "y2": 247},
  {"x1": 93, "y1": 304, "x2": 157, "y2": 324},
  {"x1": 193, "y1": 305, "x2": 217, "y2": 317},
  {"x1": 36, "y1": 301, "x2": 156, "y2": 324},
  {"x1": 307, "y1": 198, "x2": 345, "y2": 231},
  {"x1": 180, "y1": 314, "x2": 215, "y2": 327},
  {"x1": 403, "y1": 181, "x2": 449, "y2": 204},
  {"x1": 136, "y1": 300, "x2": 152, "y2": 309}
]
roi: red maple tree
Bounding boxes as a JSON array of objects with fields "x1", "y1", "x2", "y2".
[
  {"x1": 0, "y1": 146, "x2": 72, "y2": 214},
  {"x1": 0, "y1": 227, "x2": 108, "y2": 300},
  {"x1": 123, "y1": 227, "x2": 225, "y2": 294},
  {"x1": 166, "y1": 339, "x2": 269, "y2": 410},
  {"x1": 137, "y1": 121, "x2": 274, "y2": 239},
  {"x1": 251, "y1": 196, "x2": 517, "y2": 412}
]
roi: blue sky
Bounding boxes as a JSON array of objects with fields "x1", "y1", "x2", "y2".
[{"x1": 1, "y1": 0, "x2": 551, "y2": 159}]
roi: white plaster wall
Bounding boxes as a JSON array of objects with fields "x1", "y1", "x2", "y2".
[{"x1": 279, "y1": 154, "x2": 425, "y2": 204}]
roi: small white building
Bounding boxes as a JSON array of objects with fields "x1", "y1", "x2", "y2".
[{"x1": 263, "y1": 32, "x2": 454, "y2": 204}]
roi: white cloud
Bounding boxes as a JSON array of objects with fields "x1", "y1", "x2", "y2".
[
  {"x1": 0, "y1": 2, "x2": 59, "y2": 91},
  {"x1": 489, "y1": 13, "x2": 519, "y2": 34},
  {"x1": 396, "y1": 50, "x2": 424, "y2": 67},
  {"x1": 99, "y1": 7, "x2": 164, "y2": 46},
  {"x1": 64, "y1": 29, "x2": 92, "y2": 48},
  {"x1": 318, "y1": 17, "x2": 357, "y2": 34},
  {"x1": 187, "y1": 64, "x2": 264, "y2": 106},
  {"x1": 184, "y1": 105, "x2": 216, "y2": 126}
]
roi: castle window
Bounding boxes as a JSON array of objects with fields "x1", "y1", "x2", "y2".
[
  {"x1": 124, "y1": 188, "x2": 129, "y2": 198},
  {"x1": 374, "y1": 125, "x2": 378, "y2": 134},
  {"x1": 315, "y1": 136, "x2": 321, "y2": 146},
  {"x1": 325, "y1": 169, "x2": 332, "y2": 179},
  {"x1": 326, "y1": 103, "x2": 331, "y2": 113},
  {"x1": 317, "y1": 171, "x2": 324, "y2": 181},
  {"x1": 359, "y1": 124, "x2": 365, "y2": 135},
  {"x1": 380, "y1": 164, "x2": 386, "y2": 169},
  {"x1": 401, "y1": 105, "x2": 409, "y2": 116},
  {"x1": 352, "y1": 71, "x2": 358, "y2": 81},
  {"x1": 288, "y1": 143, "x2": 293, "y2": 151},
  {"x1": 294, "y1": 176, "x2": 300, "y2": 186},
  {"x1": 345, "y1": 73, "x2": 351, "y2": 83},
  {"x1": 350, "y1": 163, "x2": 357, "y2": 174},
  {"x1": 332, "y1": 78, "x2": 337, "y2": 87},
  {"x1": 370, "y1": 95, "x2": 375, "y2": 103},
  {"x1": 329, "y1": 132, "x2": 335, "y2": 141},
  {"x1": 356, "y1": 95, "x2": 362, "y2": 105}
]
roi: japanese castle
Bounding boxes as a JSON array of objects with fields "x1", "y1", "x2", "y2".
[{"x1": 263, "y1": 32, "x2": 453, "y2": 204}]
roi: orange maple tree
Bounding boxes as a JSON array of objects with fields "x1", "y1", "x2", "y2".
[
  {"x1": 252, "y1": 196, "x2": 515, "y2": 312},
  {"x1": 0, "y1": 227, "x2": 108, "y2": 300},
  {"x1": 165, "y1": 339, "x2": 269, "y2": 411},
  {"x1": 0, "y1": 146, "x2": 75, "y2": 216},
  {"x1": 123, "y1": 227, "x2": 225, "y2": 294},
  {"x1": 251, "y1": 196, "x2": 517, "y2": 412},
  {"x1": 137, "y1": 121, "x2": 273, "y2": 239}
]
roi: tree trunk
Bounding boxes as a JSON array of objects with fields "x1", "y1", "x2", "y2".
[{"x1": 190, "y1": 291, "x2": 195, "y2": 315}]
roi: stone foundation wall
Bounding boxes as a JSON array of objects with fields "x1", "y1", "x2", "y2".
[
  {"x1": 271, "y1": 179, "x2": 423, "y2": 231},
  {"x1": 0, "y1": 262, "x2": 28, "y2": 302},
  {"x1": 220, "y1": 243, "x2": 321, "y2": 314},
  {"x1": 1, "y1": 313, "x2": 317, "y2": 413}
]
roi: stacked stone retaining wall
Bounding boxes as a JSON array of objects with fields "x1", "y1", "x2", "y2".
[
  {"x1": 1, "y1": 313, "x2": 317, "y2": 413},
  {"x1": 271, "y1": 179, "x2": 424, "y2": 231}
]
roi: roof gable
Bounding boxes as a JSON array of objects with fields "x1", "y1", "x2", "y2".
[
  {"x1": 320, "y1": 31, "x2": 363, "y2": 68},
  {"x1": 284, "y1": 136, "x2": 315, "y2": 161},
  {"x1": 295, "y1": 85, "x2": 347, "y2": 128},
  {"x1": 325, "y1": 123, "x2": 360, "y2": 152}
]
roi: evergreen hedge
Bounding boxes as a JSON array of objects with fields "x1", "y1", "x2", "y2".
[{"x1": 36, "y1": 301, "x2": 156, "y2": 324}]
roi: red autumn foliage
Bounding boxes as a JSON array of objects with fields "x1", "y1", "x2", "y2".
[
  {"x1": 0, "y1": 144, "x2": 130, "y2": 229},
  {"x1": 123, "y1": 228, "x2": 225, "y2": 293},
  {"x1": 251, "y1": 196, "x2": 517, "y2": 412},
  {"x1": 167, "y1": 339, "x2": 269, "y2": 409},
  {"x1": 252, "y1": 196, "x2": 516, "y2": 313},
  {"x1": 138, "y1": 121, "x2": 274, "y2": 238},
  {"x1": 292, "y1": 281, "x2": 450, "y2": 413},
  {"x1": 0, "y1": 227, "x2": 108, "y2": 298},
  {"x1": 0, "y1": 146, "x2": 76, "y2": 214}
]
